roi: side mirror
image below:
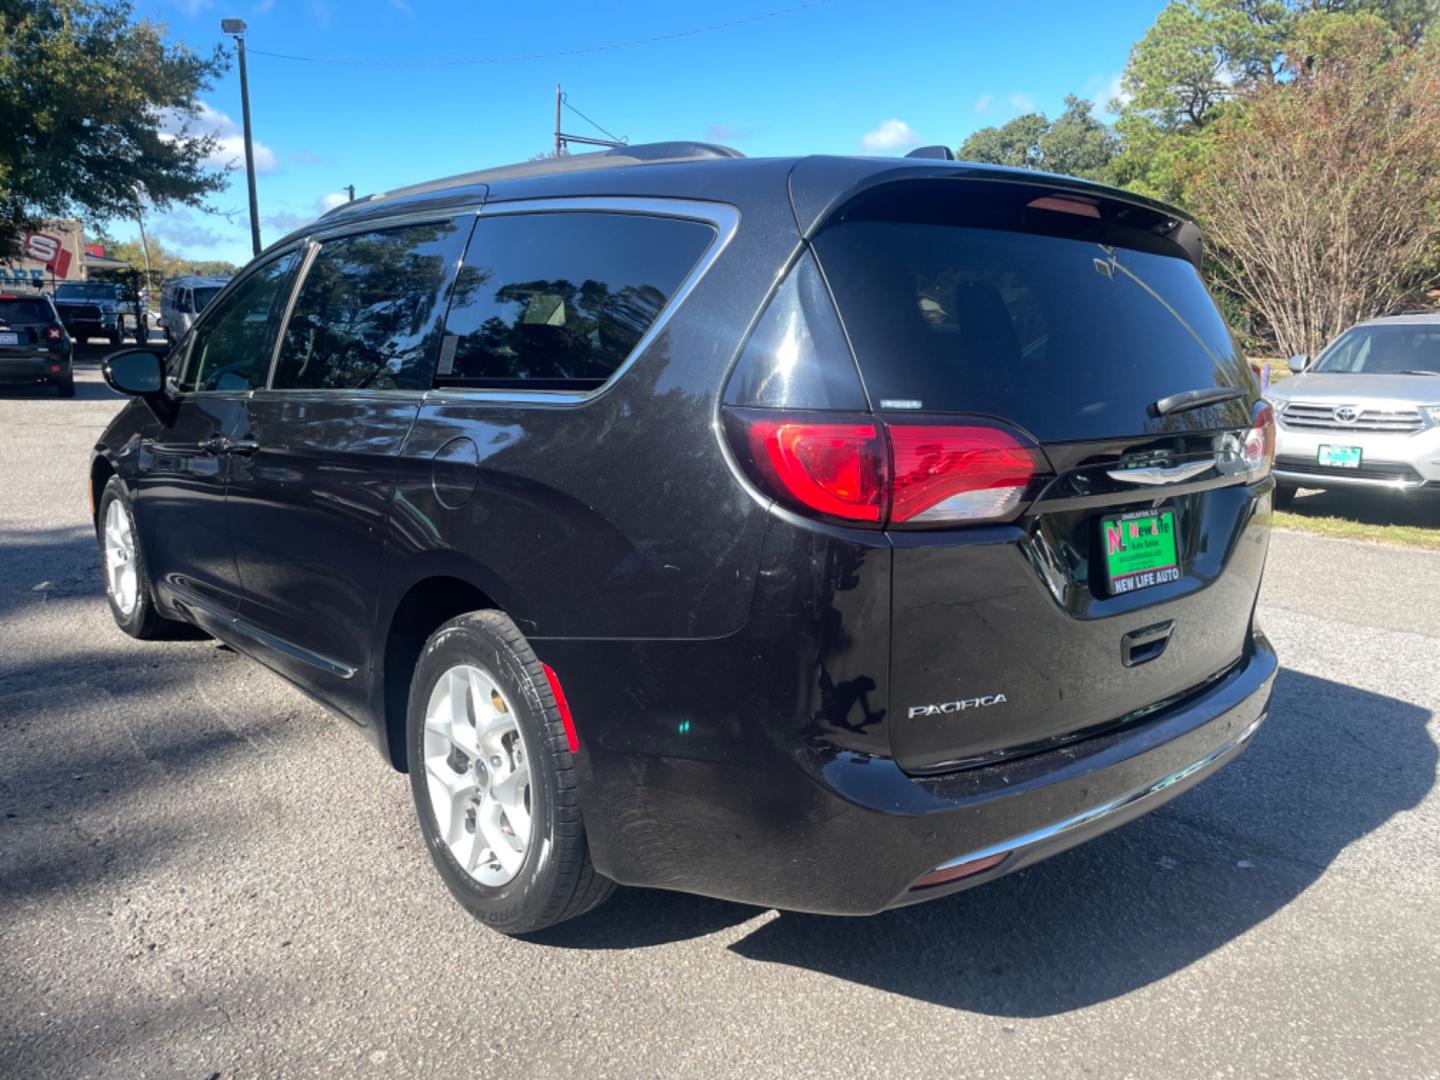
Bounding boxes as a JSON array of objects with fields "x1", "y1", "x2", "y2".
[
  {"x1": 102, "y1": 347, "x2": 165, "y2": 395},
  {"x1": 1288, "y1": 354, "x2": 1309, "y2": 374},
  {"x1": 102, "y1": 347, "x2": 176, "y2": 423}
]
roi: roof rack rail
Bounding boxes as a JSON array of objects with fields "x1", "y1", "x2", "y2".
[{"x1": 321, "y1": 141, "x2": 745, "y2": 221}]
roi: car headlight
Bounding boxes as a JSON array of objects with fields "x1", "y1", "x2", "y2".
[
  {"x1": 1424, "y1": 405, "x2": 1440, "y2": 425},
  {"x1": 1261, "y1": 395, "x2": 1283, "y2": 414}
]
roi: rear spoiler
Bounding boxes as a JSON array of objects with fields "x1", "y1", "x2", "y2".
[{"x1": 787, "y1": 157, "x2": 1204, "y2": 269}]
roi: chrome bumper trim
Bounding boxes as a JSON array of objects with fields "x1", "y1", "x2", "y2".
[
  {"x1": 1273, "y1": 469, "x2": 1428, "y2": 491},
  {"x1": 927, "y1": 714, "x2": 1265, "y2": 875}
]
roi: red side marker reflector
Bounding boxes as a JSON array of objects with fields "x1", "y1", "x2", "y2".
[
  {"x1": 910, "y1": 850, "x2": 1010, "y2": 890},
  {"x1": 541, "y1": 662, "x2": 579, "y2": 752}
]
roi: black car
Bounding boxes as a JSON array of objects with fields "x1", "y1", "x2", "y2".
[
  {"x1": 53, "y1": 280, "x2": 139, "y2": 345},
  {"x1": 0, "y1": 290, "x2": 73, "y2": 396},
  {"x1": 93, "y1": 143, "x2": 1278, "y2": 935}
]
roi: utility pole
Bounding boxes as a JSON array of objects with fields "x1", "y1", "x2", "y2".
[
  {"x1": 554, "y1": 83, "x2": 564, "y2": 157},
  {"x1": 222, "y1": 18, "x2": 262, "y2": 257},
  {"x1": 552, "y1": 85, "x2": 626, "y2": 157}
]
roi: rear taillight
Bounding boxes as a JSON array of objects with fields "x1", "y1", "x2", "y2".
[
  {"x1": 889, "y1": 425, "x2": 1037, "y2": 524},
  {"x1": 1244, "y1": 401, "x2": 1275, "y2": 482},
  {"x1": 743, "y1": 418, "x2": 887, "y2": 522},
  {"x1": 725, "y1": 408, "x2": 1041, "y2": 527},
  {"x1": 45, "y1": 326, "x2": 64, "y2": 341}
]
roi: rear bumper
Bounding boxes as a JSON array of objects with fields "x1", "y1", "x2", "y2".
[
  {"x1": 563, "y1": 628, "x2": 1277, "y2": 915},
  {"x1": 0, "y1": 353, "x2": 69, "y2": 382}
]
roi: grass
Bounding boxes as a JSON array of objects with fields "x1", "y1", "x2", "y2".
[{"x1": 1274, "y1": 488, "x2": 1440, "y2": 551}]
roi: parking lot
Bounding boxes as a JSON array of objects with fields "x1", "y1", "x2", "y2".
[{"x1": 1, "y1": 349, "x2": 1437, "y2": 1078}]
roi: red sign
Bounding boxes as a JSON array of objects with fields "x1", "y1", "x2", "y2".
[{"x1": 19, "y1": 231, "x2": 72, "y2": 278}]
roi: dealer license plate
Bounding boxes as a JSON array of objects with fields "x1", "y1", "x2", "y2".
[
  {"x1": 1102, "y1": 509, "x2": 1180, "y2": 596},
  {"x1": 1318, "y1": 444, "x2": 1362, "y2": 469}
]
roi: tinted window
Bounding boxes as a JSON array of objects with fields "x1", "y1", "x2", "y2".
[
  {"x1": 180, "y1": 252, "x2": 298, "y2": 393},
  {"x1": 272, "y1": 220, "x2": 469, "y2": 392},
  {"x1": 439, "y1": 212, "x2": 714, "y2": 389},
  {"x1": 55, "y1": 282, "x2": 117, "y2": 301},
  {"x1": 1312, "y1": 324, "x2": 1440, "y2": 375},
  {"x1": 0, "y1": 299, "x2": 53, "y2": 322},
  {"x1": 813, "y1": 183, "x2": 1254, "y2": 441}
]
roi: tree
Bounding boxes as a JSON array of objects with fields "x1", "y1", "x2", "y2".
[
  {"x1": 0, "y1": 0, "x2": 227, "y2": 253},
  {"x1": 106, "y1": 236, "x2": 236, "y2": 279},
  {"x1": 957, "y1": 98, "x2": 1118, "y2": 181},
  {"x1": 1187, "y1": 16, "x2": 1440, "y2": 356}
]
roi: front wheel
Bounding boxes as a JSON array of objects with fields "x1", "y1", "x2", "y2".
[
  {"x1": 97, "y1": 476, "x2": 172, "y2": 639},
  {"x1": 407, "y1": 610, "x2": 614, "y2": 935}
]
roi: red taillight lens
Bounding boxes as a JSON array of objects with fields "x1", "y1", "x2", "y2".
[
  {"x1": 745, "y1": 418, "x2": 887, "y2": 523},
  {"x1": 45, "y1": 326, "x2": 64, "y2": 341},
  {"x1": 889, "y1": 425, "x2": 1037, "y2": 524},
  {"x1": 725, "y1": 408, "x2": 1041, "y2": 526},
  {"x1": 1244, "y1": 401, "x2": 1275, "y2": 481}
]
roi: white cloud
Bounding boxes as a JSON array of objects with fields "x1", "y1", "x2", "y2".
[
  {"x1": 390, "y1": 0, "x2": 413, "y2": 12},
  {"x1": 973, "y1": 94, "x2": 993, "y2": 116},
  {"x1": 253, "y1": 0, "x2": 275, "y2": 12},
  {"x1": 162, "y1": 101, "x2": 279, "y2": 175},
  {"x1": 1008, "y1": 92, "x2": 1038, "y2": 114},
  {"x1": 319, "y1": 192, "x2": 349, "y2": 212},
  {"x1": 860, "y1": 118, "x2": 921, "y2": 153},
  {"x1": 172, "y1": 0, "x2": 213, "y2": 15},
  {"x1": 1086, "y1": 72, "x2": 1132, "y2": 117}
]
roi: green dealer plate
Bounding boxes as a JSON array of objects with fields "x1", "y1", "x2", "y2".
[{"x1": 1101, "y1": 508, "x2": 1180, "y2": 596}]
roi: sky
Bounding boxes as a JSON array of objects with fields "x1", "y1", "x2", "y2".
[{"x1": 124, "y1": 0, "x2": 1160, "y2": 267}]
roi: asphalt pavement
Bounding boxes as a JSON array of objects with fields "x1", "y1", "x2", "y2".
[{"x1": 1, "y1": 349, "x2": 1437, "y2": 1079}]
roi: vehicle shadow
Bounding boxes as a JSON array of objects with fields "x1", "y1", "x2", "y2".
[
  {"x1": 1284, "y1": 486, "x2": 1440, "y2": 527},
  {"x1": 544, "y1": 669, "x2": 1433, "y2": 1014}
]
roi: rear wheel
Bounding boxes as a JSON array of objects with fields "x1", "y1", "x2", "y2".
[
  {"x1": 1273, "y1": 483, "x2": 1297, "y2": 511},
  {"x1": 406, "y1": 610, "x2": 613, "y2": 935},
  {"x1": 97, "y1": 476, "x2": 171, "y2": 639}
]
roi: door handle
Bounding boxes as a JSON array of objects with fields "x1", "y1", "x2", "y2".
[
  {"x1": 1106, "y1": 459, "x2": 1215, "y2": 486},
  {"x1": 199, "y1": 436, "x2": 260, "y2": 455}
]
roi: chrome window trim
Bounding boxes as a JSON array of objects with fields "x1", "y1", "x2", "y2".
[
  {"x1": 263, "y1": 239, "x2": 321, "y2": 389},
  {"x1": 422, "y1": 196, "x2": 741, "y2": 407}
]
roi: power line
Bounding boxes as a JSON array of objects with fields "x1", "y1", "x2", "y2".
[{"x1": 247, "y1": 1, "x2": 831, "y2": 68}]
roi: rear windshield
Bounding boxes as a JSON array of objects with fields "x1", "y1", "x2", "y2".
[
  {"x1": 0, "y1": 299, "x2": 51, "y2": 321},
  {"x1": 813, "y1": 184, "x2": 1253, "y2": 442}
]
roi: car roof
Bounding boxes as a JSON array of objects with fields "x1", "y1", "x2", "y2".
[
  {"x1": 1353, "y1": 311, "x2": 1440, "y2": 327},
  {"x1": 166, "y1": 275, "x2": 231, "y2": 288},
  {"x1": 275, "y1": 142, "x2": 1200, "y2": 265}
]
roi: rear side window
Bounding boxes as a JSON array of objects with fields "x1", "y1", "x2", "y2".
[
  {"x1": 273, "y1": 219, "x2": 470, "y2": 392},
  {"x1": 437, "y1": 212, "x2": 714, "y2": 390},
  {"x1": 0, "y1": 299, "x2": 52, "y2": 321},
  {"x1": 813, "y1": 181, "x2": 1253, "y2": 441},
  {"x1": 180, "y1": 253, "x2": 299, "y2": 393}
]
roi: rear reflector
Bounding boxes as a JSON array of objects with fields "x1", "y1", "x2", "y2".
[
  {"x1": 910, "y1": 850, "x2": 1010, "y2": 890},
  {"x1": 541, "y1": 662, "x2": 579, "y2": 752},
  {"x1": 725, "y1": 407, "x2": 1041, "y2": 527},
  {"x1": 45, "y1": 326, "x2": 64, "y2": 341}
]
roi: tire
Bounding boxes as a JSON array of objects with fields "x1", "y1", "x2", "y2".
[
  {"x1": 407, "y1": 610, "x2": 614, "y2": 935},
  {"x1": 56, "y1": 376, "x2": 75, "y2": 398},
  {"x1": 1273, "y1": 483, "x2": 1297, "y2": 511},
  {"x1": 96, "y1": 476, "x2": 171, "y2": 639},
  {"x1": 108, "y1": 327, "x2": 122, "y2": 346}
]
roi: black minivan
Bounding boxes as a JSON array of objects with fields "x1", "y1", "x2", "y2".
[{"x1": 93, "y1": 143, "x2": 1278, "y2": 934}]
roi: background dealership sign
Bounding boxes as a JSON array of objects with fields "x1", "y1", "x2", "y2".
[{"x1": 2, "y1": 220, "x2": 85, "y2": 285}]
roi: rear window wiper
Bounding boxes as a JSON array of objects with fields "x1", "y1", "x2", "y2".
[{"x1": 1149, "y1": 385, "x2": 1246, "y2": 418}]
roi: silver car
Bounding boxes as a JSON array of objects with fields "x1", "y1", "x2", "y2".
[{"x1": 1265, "y1": 313, "x2": 1440, "y2": 507}]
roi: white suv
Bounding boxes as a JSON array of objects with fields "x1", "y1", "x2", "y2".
[{"x1": 1265, "y1": 313, "x2": 1440, "y2": 506}]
